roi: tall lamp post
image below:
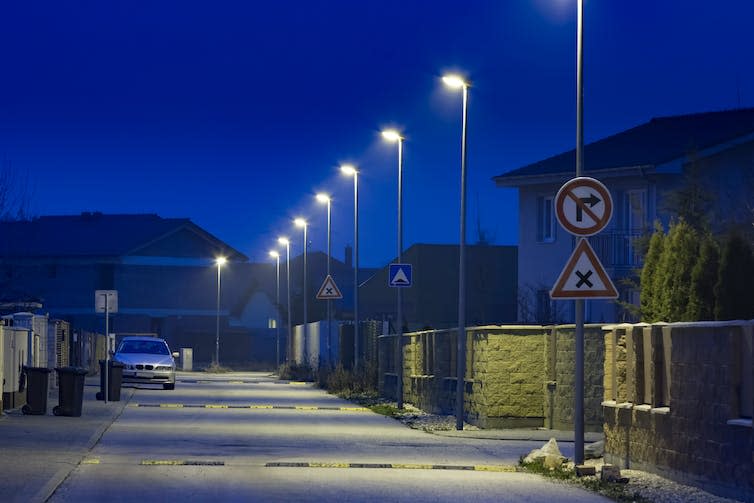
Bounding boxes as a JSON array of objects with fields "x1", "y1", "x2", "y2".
[
  {"x1": 316, "y1": 193, "x2": 333, "y2": 364},
  {"x1": 294, "y1": 218, "x2": 308, "y2": 365},
  {"x1": 382, "y1": 129, "x2": 405, "y2": 409},
  {"x1": 443, "y1": 73, "x2": 471, "y2": 431},
  {"x1": 340, "y1": 165, "x2": 359, "y2": 370},
  {"x1": 269, "y1": 250, "x2": 281, "y2": 369},
  {"x1": 278, "y1": 237, "x2": 292, "y2": 364},
  {"x1": 214, "y1": 256, "x2": 227, "y2": 367},
  {"x1": 574, "y1": 0, "x2": 586, "y2": 466}
]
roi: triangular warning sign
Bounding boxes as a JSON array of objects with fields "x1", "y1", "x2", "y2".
[
  {"x1": 550, "y1": 239, "x2": 618, "y2": 299},
  {"x1": 316, "y1": 275, "x2": 343, "y2": 300},
  {"x1": 391, "y1": 268, "x2": 410, "y2": 285}
]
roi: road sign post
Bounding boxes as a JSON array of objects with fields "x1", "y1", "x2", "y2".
[
  {"x1": 551, "y1": 176, "x2": 614, "y2": 467},
  {"x1": 95, "y1": 290, "x2": 118, "y2": 404}
]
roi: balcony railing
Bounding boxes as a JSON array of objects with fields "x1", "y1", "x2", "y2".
[{"x1": 573, "y1": 232, "x2": 645, "y2": 270}]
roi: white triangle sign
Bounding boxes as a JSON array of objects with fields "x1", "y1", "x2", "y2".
[
  {"x1": 316, "y1": 275, "x2": 343, "y2": 300},
  {"x1": 550, "y1": 239, "x2": 618, "y2": 299},
  {"x1": 391, "y1": 268, "x2": 410, "y2": 285}
]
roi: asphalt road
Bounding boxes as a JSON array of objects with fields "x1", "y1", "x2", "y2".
[{"x1": 42, "y1": 372, "x2": 609, "y2": 502}]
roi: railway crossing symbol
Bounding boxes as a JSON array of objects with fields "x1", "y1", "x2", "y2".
[
  {"x1": 554, "y1": 177, "x2": 613, "y2": 236},
  {"x1": 316, "y1": 275, "x2": 343, "y2": 300},
  {"x1": 550, "y1": 239, "x2": 618, "y2": 299}
]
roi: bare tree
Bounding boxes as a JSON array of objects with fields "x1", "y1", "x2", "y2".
[{"x1": 0, "y1": 160, "x2": 33, "y2": 221}]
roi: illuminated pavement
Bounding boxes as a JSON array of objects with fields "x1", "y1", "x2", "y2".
[{"x1": 12, "y1": 372, "x2": 610, "y2": 502}]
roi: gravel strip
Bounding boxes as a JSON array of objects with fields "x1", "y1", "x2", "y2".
[{"x1": 394, "y1": 404, "x2": 744, "y2": 503}]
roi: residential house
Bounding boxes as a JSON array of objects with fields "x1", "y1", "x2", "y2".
[
  {"x1": 494, "y1": 108, "x2": 754, "y2": 323},
  {"x1": 0, "y1": 212, "x2": 278, "y2": 366}
]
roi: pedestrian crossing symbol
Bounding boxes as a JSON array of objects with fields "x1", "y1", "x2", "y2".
[
  {"x1": 316, "y1": 275, "x2": 343, "y2": 300},
  {"x1": 550, "y1": 239, "x2": 618, "y2": 299},
  {"x1": 389, "y1": 263, "x2": 413, "y2": 288}
]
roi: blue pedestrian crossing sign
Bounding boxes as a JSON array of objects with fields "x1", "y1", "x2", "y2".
[{"x1": 389, "y1": 263, "x2": 413, "y2": 288}]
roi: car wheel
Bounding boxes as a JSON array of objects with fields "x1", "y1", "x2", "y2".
[{"x1": 163, "y1": 383, "x2": 175, "y2": 390}]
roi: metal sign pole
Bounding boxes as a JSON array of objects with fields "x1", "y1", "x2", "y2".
[
  {"x1": 104, "y1": 294, "x2": 109, "y2": 404},
  {"x1": 574, "y1": 0, "x2": 585, "y2": 466}
]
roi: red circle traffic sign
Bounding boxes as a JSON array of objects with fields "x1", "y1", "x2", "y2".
[{"x1": 555, "y1": 177, "x2": 613, "y2": 236}]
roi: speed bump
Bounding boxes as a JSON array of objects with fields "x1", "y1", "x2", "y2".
[
  {"x1": 129, "y1": 403, "x2": 370, "y2": 412},
  {"x1": 264, "y1": 462, "x2": 517, "y2": 472}
]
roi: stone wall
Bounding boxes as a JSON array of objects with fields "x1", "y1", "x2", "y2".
[
  {"x1": 378, "y1": 324, "x2": 605, "y2": 430},
  {"x1": 603, "y1": 322, "x2": 754, "y2": 502}
]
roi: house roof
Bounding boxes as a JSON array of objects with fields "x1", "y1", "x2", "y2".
[
  {"x1": 494, "y1": 107, "x2": 754, "y2": 186},
  {"x1": 0, "y1": 212, "x2": 247, "y2": 260}
]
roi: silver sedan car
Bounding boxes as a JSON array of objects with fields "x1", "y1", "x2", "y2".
[{"x1": 114, "y1": 336, "x2": 177, "y2": 390}]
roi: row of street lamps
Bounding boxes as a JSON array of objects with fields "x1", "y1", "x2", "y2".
[
  {"x1": 212, "y1": 0, "x2": 586, "y2": 445},
  {"x1": 261, "y1": 74, "x2": 470, "y2": 421}
]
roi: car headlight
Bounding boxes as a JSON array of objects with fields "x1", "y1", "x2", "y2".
[{"x1": 155, "y1": 365, "x2": 173, "y2": 371}]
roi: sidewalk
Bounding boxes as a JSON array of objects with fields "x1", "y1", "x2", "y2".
[{"x1": 0, "y1": 376, "x2": 132, "y2": 503}]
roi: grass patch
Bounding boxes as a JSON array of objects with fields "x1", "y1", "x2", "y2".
[
  {"x1": 368, "y1": 403, "x2": 401, "y2": 417},
  {"x1": 519, "y1": 458, "x2": 651, "y2": 503}
]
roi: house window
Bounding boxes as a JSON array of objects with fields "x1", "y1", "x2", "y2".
[
  {"x1": 536, "y1": 196, "x2": 555, "y2": 243},
  {"x1": 624, "y1": 190, "x2": 647, "y2": 232},
  {"x1": 268, "y1": 318, "x2": 277, "y2": 329}
]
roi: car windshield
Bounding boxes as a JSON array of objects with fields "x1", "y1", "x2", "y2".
[{"x1": 117, "y1": 340, "x2": 170, "y2": 355}]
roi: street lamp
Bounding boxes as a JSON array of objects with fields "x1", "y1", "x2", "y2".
[
  {"x1": 269, "y1": 250, "x2": 281, "y2": 369},
  {"x1": 573, "y1": 0, "x2": 586, "y2": 466},
  {"x1": 443, "y1": 73, "x2": 471, "y2": 431},
  {"x1": 382, "y1": 129, "x2": 405, "y2": 409},
  {"x1": 278, "y1": 237, "x2": 292, "y2": 364},
  {"x1": 340, "y1": 164, "x2": 359, "y2": 370},
  {"x1": 294, "y1": 218, "x2": 308, "y2": 364},
  {"x1": 316, "y1": 192, "x2": 333, "y2": 364},
  {"x1": 214, "y1": 256, "x2": 227, "y2": 367}
]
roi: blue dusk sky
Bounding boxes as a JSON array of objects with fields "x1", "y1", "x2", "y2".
[{"x1": 1, "y1": 1, "x2": 753, "y2": 267}]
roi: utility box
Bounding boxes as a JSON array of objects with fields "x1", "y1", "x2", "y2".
[
  {"x1": 48, "y1": 320, "x2": 71, "y2": 389},
  {"x1": 0, "y1": 328, "x2": 4, "y2": 411},
  {"x1": 2, "y1": 326, "x2": 30, "y2": 410},
  {"x1": 180, "y1": 348, "x2": 193, "y2": 371}
]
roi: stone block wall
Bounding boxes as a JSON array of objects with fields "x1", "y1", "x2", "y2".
[
  {"x1": 378, "y1": 324, "x2": 605, "y2": 430},
  {"x1": 603, "y1": 322, "x2": 754, "y2": 502},
  {"x1": 468, "y1": 327, "x2": 545, "y2": 428},
  {"x1": 547, "y1": 325, "x2": 605, "y2": 431}
]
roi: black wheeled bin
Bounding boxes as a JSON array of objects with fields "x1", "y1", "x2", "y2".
[
  {"x1": 53, "y1": 367, "x2": 88, "y2": 417},
  {"x1": 96, "y1": 360, "x2": 124, "y2": 401},
  {"x1": 22, "y1": 366, "x2": 52, "y2": 415}
]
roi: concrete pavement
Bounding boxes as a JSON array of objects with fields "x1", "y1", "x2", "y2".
[
  {"x1": 0, "y1": 372, "x2": 601, "y2": 503},
  {"x1": 0, "y1": 376, "x2": 132, "y2": 503}
]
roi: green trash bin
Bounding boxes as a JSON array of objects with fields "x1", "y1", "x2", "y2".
[
  {"x1": 22, "y1": 366, "x2": 52, "y2": 415},
  {"x1": 53, "y1": 367, "x2": 88, "y2": 417},
  {"x1": 96, "y1": 360, "x2": 124, "y2": 401}
]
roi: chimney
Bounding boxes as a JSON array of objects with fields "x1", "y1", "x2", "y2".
[{"x1": 345, "y1": 245, "x2": 353, "y2": 268}]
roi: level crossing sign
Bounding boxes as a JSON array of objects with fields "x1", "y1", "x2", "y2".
[
  {"x1": 550, "y1": 239, "x2": 618, "y2": 299},
  {"x1": 316, "y1": 275, "x2": 343, "y2": 300}
]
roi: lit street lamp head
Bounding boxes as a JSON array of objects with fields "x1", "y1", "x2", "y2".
[
  {"x1": 340, "y1": 164, "x2": 357, "y2": 176},
  {"x1": 316, "y1": 193, "x2": 330, "y2": 204},
  {"x1": 294, "y1": 217, "x2": 307, "y2": 228},
  {"x1": 442, "y1": 74, "x2": 469, "y2": 89},
  {"x1": 381, "y1": 129, "x2": 403, "y2": 143},
  {"x1": 215, "y1": 256, "x2": 227, "y2": 267},
  {"x1": 268, "y1": 250, "x2": 279, "y2": 259},
  {"x1": 277, "y1": 237, "x2": 289, "y2": 246}
]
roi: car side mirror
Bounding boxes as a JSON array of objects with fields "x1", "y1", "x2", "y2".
[{"x1": 172, "y1": 352, "x2": 180, "y2": 358}]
